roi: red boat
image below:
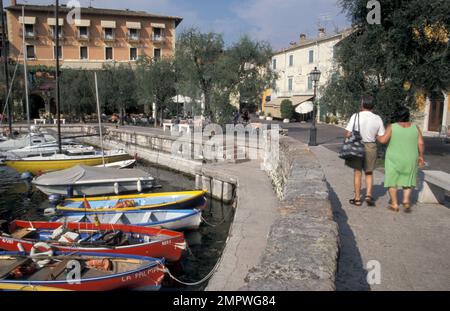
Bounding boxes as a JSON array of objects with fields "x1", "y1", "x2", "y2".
[
  {"x1": 0, "y1": 220, "x2": 186, "y2": 262},
  {"x1": 0, "y1": 251, "x2": 166, "y2": 291}
]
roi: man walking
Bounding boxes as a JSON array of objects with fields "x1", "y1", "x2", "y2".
[{"x1": 345, "y1": 96, "x2": 385, "y2": 206}]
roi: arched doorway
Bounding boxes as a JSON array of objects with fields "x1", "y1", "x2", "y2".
[{"x1": 28, "y1": 94, "x2": 46, "y2": 119}]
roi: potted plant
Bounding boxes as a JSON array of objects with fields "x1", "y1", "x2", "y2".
[
  {"x1": 280, "y1": 99, "x2": 294, "y2": 123},
  {"x1": 266, "y1": 113, "x2": 273, "y2": 121},
  {"x1": 259, "y1": 111, "x2": 266, "y2": 120}
]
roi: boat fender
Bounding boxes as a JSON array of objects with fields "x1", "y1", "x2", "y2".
[
  {"x1": 114, "y1": 182, "x2": 119, "y2": 195},
  {"x1": 17, "y1": 243, "x2": 25, "y2": 253},
  {"x1": 66, "y1": 185, "x2": 74, "y2": 198},
  {"x1": 174, "y1": 242, "x2": 187, "y2": 250},
  {"x1": 30, "y1": 242, "x2": 54, "y2": 267},
  {"x1": 137, "y1": 179, "x2": 142, "y2": 192}
]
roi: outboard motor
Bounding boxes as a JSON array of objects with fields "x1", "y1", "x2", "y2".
[
  {"x1": 48, "y1": 193, "x2": 64, "y2": 205},
  {"x1": 20, "y1": 172, "x2": 33, "y2": 180}
]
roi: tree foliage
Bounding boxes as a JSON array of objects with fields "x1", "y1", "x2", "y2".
[
  {"x1": 135, "y1": 56, "x2": 177, "y2": 125},
  {"x1": 60, "y1": 69, "x2": 96, "y2": 119},
  {"x1": 280, "y1": 99, "x2": 294, "y2": 120},
  {"x1": 321, "y1": 0, "x2": 450, "y2": 122}
]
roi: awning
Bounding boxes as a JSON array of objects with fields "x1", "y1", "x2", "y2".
[
  {"x1": 75, "y1": 19, "x2": 91, "y2": 27},
  {"x1": 101, "y1": 21, "x2": 116, "y2": 28},
  {"x1": 265, "y1": 95, "x2": 313, "y2": 108},
  {"x1": 295, "y1": 101, "x2": 314, "y2": 114},
  {"x1": 151, "y1": 23, "x2": 166, "y2": 29},
  {"x1": 47, "y1": 18, "x2": 64, "y2": 26},
  {"x1": 126, "y1": 22, "x2": 141, "y2": 29},
  {"x1": 19, "y1": 16, "x2": 36, "y2": 24}
]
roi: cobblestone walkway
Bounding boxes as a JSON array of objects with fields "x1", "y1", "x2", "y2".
[{"x1": 311, "y1": 145, "x2": 450, "y2": 291}]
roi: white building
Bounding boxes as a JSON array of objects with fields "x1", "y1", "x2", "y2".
[{"x1": 263, "y1": 28, "x2": 350, "y2": 119}]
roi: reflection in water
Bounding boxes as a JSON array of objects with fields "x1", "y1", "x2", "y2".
[{"x1": 0, "y1": 162, "x2": 234, "y2": 291}]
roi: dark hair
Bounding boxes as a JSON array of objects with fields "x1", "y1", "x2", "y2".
[
  {"x1": 361, "y1": 96, "x2": 375, "y2": 110},
  {"x1": 392, "y1": 106, "x2": 410, "y2": 123}
]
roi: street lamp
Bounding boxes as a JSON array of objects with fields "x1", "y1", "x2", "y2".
[{"x1": 308, "y1": 66, "x2": 321, "y2": 146}]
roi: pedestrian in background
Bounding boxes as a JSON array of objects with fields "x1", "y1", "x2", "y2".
[
  {"x1": 345, "y1": 96, "x2": 386, "y2": 207},
  {"x1": 377, "y1": 106, "x2": 425, "y2": 213}
]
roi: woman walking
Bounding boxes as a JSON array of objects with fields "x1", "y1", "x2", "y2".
[{"x1": 378, "y1": 107, "x2": 425, "y2": 213}]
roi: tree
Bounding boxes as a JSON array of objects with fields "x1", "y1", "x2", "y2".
[
  {"x1": 136, "y1": 56, "x2": 177, "y2": 126},
  {"x1": 280, "y1": 99, "x2": 294, "y2": 120},
  {"x1": 176, "y1": 28, "x2": 225, "y2": 119},
  {"x1": 60, "y1": 69, "x2": 96, "y2": 121},
  {"x1": 97, "y1": 62, "x2": 137, "y2": 124},
  {"x1": 322, "y1": 0, "x2": 450, "y2": 122},
  {"x1": 176, "y1": 29, "x2": 276, "y2": 124}
]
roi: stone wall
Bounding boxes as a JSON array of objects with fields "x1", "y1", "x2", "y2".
[{"x1": 242, "y1": 136, "x2": 339, "y2": 290}]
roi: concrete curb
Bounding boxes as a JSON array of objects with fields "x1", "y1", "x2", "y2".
[{"x1": 240, "y1": 137, "x2": 339, "y2": 291}]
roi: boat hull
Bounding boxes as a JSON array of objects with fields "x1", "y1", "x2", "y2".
[
  {"x1": 5, "y1": 154, "x2": 130, "y2": 174},
  {"x1": 0, "y1": 252, "x2": 165, "y2": 291},
  {"x1": 0, "y1": 221, "x2": 186, "y2": 262},
  {"x1": 35, "y1": 179, "x2": 155, "y2": 196},
  {"x1": 56, "y1": 190, "x2": 207, "y2": 213},
  {"x1": 53, "y1": 209, "x2": 203, "y2": 231}
]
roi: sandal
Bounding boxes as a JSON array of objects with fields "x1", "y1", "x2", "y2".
[
  {"x1": 403, "y1": 203, "x2": 412, "y2": 213},
  {"x1": 365, "y1": 196, "x2": 375, "y2": 207},
  {"x1": 387, "y1": 204, "x2": 400, "y2": 212},
  {"x1": 349, "y1": 199, "x2": 362, "y2": 206}
]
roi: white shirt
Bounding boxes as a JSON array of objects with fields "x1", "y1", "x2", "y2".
[{"x1": 345, "y1": 111, "x2": 386, "y2": 143}]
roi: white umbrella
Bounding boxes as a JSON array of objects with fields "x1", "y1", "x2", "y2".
[{"x1": 295, "y1": 101, "x2": 314, "y2": 114}]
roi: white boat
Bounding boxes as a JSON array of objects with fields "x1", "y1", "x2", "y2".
[
  {"x1": 95, "y1": 159, "x2": 136, "y2": 169},
  {"x1": 33, "y1": 164, "x2": 155, "y2": 196},
  {"x1": 2, "y1": 142, "x2": 94, "y2": 159},
  {"x1": 0, "y1": 132, "x2": 56, "y2": 152},
  {"x1": 52, "y1": 209, "x2": 203, "y2": 231}
]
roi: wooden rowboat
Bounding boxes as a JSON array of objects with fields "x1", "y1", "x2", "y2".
[
  {"x1": 52, "y1": 209, "x2": 203, "y2": 231},
  {"x1": 0, "y1": 251, "x2": 165, "y2": 291},
  {"x1": 0, "y1": 220, "x2": 186, "y2": 262},
  {"x1": 56, "y1": 190, "x2": 207, "y2": 213}
]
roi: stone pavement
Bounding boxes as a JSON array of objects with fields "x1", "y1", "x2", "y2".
[{"x1": 311, "y1": 145, "x2": 450, "y2": 290}]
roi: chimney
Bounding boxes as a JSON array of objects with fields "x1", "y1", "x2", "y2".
[
  {"x1": 299, "y1": 33, "x2": 306, "y2": 43},
  {"x1": 10, "y1": 0, "x2": 17, "y2": 5},
  {"x1": 318, "y1": 27, "x2": 326, "y2": 38}
]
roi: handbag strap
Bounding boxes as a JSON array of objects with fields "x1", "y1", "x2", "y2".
[{"x1": 353, "y1": 113, "x2": 360, "y2": 133}]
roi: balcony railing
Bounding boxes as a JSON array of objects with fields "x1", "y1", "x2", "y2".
[
  {"x1": 127, "y1": 34, "x2": 140, "y2": 42},
  {"x1": 20, "y1": 30, "x2": 36, "y2": 39},
  {"x1": 49, "y1": 31, "x2": 64, "y2": 39},
  {"x1": 103, "y1": 33, "x2": 115, "y2": 41},
  {"x1": 77, "y1": 33, "x2": 90, "y2": 41},
  {"x1": 151, "y1": 35, "x2": 165, "y2": 43}
]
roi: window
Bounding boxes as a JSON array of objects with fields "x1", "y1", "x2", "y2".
[
  {"x1": 24, "y1": 24, "x2": 34, "y2": 37},
  {"x1": 309, "y1": 50, "x2": 314, "y2": 63},
  {"x1": 54, "y1": 45, "x2": 62, "y2": 60},
  {"x1": 307, "y1": 76, "x2": 313, "y2": 90},
  {"x1": 128, "y1": 28, "x2": 139, "y2": 41},
  {"x1": 105, "y1": 47, "x2": 113, "y2": 60},
  {"x1": 130, "y1": 48, "x2": 137, "y2": 61},
  {"x1": 80, "y1": 46, "x2": 88, "y2": 59},
  {"x1": 51, "y1": 25, "x2": 63, "y2": 38},
  {"x1": 26, "y1": 45, "x2": 35, "y2": 59},
  {"x1": 153, "y1": 27, "x2": 163, "y2": 41},
  {"x1": 154, "y1": 48, "x2": 161, "y2": 60},
  {"x1": 288, "y1": 77, "x2": 293, "y2": 92},
  {"x1": 104, "y1": 28, "x2": 114, "y2": 40},
  {"x1": 272, "y1": 59, "x2": 276, "y2": 70},
  {"x1": 289, "y1": 55, "x2": 294, "y2": 67},
  {"x1": 78, "y1": 26, "x2": 89, "y2": 39}
]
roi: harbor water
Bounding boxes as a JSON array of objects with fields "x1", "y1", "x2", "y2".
[{"x1": 0, "y1": 161, "x2": 235, "y2": 291}]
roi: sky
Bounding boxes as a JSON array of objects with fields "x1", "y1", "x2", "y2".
[{"x1": 7, "y1": 0, "x2": 350, "y2": 49}]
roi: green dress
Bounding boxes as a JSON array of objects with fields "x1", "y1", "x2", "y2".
[{"x1": 384, "y1": 123, "x2": 419, "y2": 188}]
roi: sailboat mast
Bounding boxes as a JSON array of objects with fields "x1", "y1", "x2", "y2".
[
  {"x1": 94, "y1": 72, "x2": 105, "y2": 167},
  {"x1": 55, "y1": 0, "x2": 62, "y2": 153},
  {"x1": 21, "y1": 6, "x2": 30, "y2": 143},
  {"x1": 0, "y1": 0, "x2": 12, "y2": 138}
]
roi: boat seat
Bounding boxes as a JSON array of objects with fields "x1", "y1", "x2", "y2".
[
  {"x1": 110, "y1": 213, "x2": 124, "y2": 224},
  {"x1": 11, "y1": 228, "x2": 37, "y2": 240},
  {"x1": 141, "y1": 212, "x2": 152, "y2": 223},
  {"x1": 0, "y1": 258, "x2": 31, "y2": 279},
  {"x1": 47, "y1": 259, "x2": 72, "y2": 281}
]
